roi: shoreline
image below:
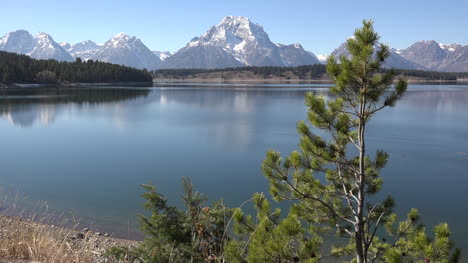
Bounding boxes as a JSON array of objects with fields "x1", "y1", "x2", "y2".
[
  {"x1": 2, "y1": 79, "x2": 468, "y2": 89},
  {"x1": 0, "y1": 214, "x2": 138, "y2": 262},
  {"x1": 0, "y1": 81, "x2": 153, "y2": 89},
  {"x1": 152, "y1": 78, "x2": 468, "y2": 85}
]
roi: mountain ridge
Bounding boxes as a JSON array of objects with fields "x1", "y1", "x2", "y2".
[
  {"x1": 1, "y1": 20, "x2": 468, "y2": 72},
  {"x1": 163, "y1": 16, "x2": 320, "y2": 68}
]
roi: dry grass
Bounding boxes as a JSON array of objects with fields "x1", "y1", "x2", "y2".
[
  {"x1": 0, "y1": 216, "x2": 96, "y2": 263},
  {"x1": 0, "y1": 224, "x2": 89, "y2": 262},
  {"x1": 0, "y1": 191, "x2": 138, "y2": 263}
]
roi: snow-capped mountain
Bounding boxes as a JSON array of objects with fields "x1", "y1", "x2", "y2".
[
  {"x1": 330, "y1": 41, "x2": 425, "y2": 70},
  {"x1": 399, "y1": 40, "x2": 447, "y2": 70},
  {"x1": 435, "y1": 45, "x2": 468, "y2": 72},
  {"x1": 162, "y1": 16, "x2": 320, "y2": 69},
  {"x1": 153, "y1": 51, "x2": 173, "y2": 61},
  {"x1": 30, "y1": 32, "x2": 74, "y2": 61},
  {"x1": 399, "y1": 40, "x2": 468, "y2": 71},
  {"x1": 316, "y1": 54, "x2": 328, "y2": 64},
  {"x1": 68, "y1": 40, "x2": 101, "y2": 60},
  {"x1": 0, "y1": 30, "x2": 37, "y2": 54},
  {"x1": 277, "y1": 43, "x2": 320, "y2": 66},
  {"x1": 0, "y1": 30, "x2": 74, "y2": 62},
  {"x1": 392, "y1": 48, "x2": 403, "y2": 55},
  {"x1": 90, "y1": 33, "x2": 162, "y2": 70},
  {"x1": 162, "y1": 45, "x2": 244, "y2": 69},
  {"x1": 2, "y1": 27, "x2": 468, "y2": 72},
  {"x1": 59, "y1": 42, "x2": 71, "y2": 50},
  {"x1": 438, "y1": 43, "x2": 461, "y2": 53}
]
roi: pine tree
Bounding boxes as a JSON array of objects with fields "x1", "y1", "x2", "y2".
[
  {"x1": 225, "y1": 193, "x2": 322, "y2": 263},
  {"x1": 261, "y1": 20, "x2": 459, "y2": 263},
  {"x1": 106, "y1": 177, "x2": 234, "y2": 263}
]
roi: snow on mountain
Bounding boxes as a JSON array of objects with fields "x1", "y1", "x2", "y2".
[
  {"x1": 0, "y1": 30, "x2": 74, "y2": 61},
  {"x1": 437, "y1": 45, "x2": 468, "y2": 72},
  {"x1": 316, "y1": 54, "x2": 328, "y2": 64},
  {"x1": 162, "y1": 45, "x2": 244, "y2": 69},
  {"x1": 29, "y1": 32, "x2": 74, "y2": 61},
  {"x1": 163, "y1": 16, "x2": 318, "y2": 69},
  {"x1": 59, "y1": 42, "x2": 71, "y2": 50},
  {"x1": 90, "y1": 33, "x2": 161, "y2": 70},
  {"x1": 3, "y1": 28, "x2": 468, "y2": 72},
  {"x1": 0, "y1": 30, "x2": 37, "y2": 54},
  {"x1": 438, "y1": 43, "x2": 461, "y2": 53},
  {"x1": 69, "y1": 40, "x2": 101, "y2": 60},
  {"x1": 277, "y1": 43, "x2": 320, "y2": 66},
  {"x1": 399, "y1": 40, "x2": 447, "y2": 70},
  {"x1": 330, "y1": 41, "x2": 425, "y2": 70},
  {"x1": 393, "y1": 48, "x2": 403, "y2": 54},
  {"x1": 153, "y1": 51, "x2": 173, "y2": 61},
  {"x1": 399, "y1": 40, "x2": 468, "y2": 71}
]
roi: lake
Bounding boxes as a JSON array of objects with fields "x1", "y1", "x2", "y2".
[{"x1": 0, "y1": 83, "x2": 467, "y2": 249}]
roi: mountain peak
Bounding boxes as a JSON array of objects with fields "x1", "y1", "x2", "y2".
[
  {"x1": 36, "y1": 32, "x2": 52, "y2": 39},
  {"x1": 415, "y1": 40, "x2": 440, "y2": 46},
  {"x1": 113, "y1": 32, "x2": 129, "y2": 38},
  {"x1": 165, "y1": 17, "x2": 319, "y2": 68},
  {"x1": 11, "y1": 29, "x2": 31, "y2": 35},
  {"x1": 219, "y1": 16, "x2": 251, "y2": 26},
  {"x1": 317, "y1": 54, "x2": 328, "y2": 63},
  {"x1": 69, "y1": 40, "x2": 100, "y2": 59},
  {"x1": 438, "y1": 43, "x2": 461, "y2": 52},
  {"x1": 331, "y1": 40, "x2": 425, "y2": 70},
  {"x1": 92, "y1": 33, "x2": 161, "y2": 70},
  {"x1": 188, "y1": 16, "x2": 269, "y2": 49},
  {"x1": 1, "y1": 30, "x2": 32, "y2": 43},
  {"x1": 0, "y1": 30, "x2": 36, "y2": 54},
  {"x1": 214, "y1": 16, "x2": 263, "y2": 39},
  {"x1": 111, "y1": 32, "x2": 134, "y2": 41},
  {"x1": 80, "y1": 40, "x2": 97, "y2": 44},
  {"x1": 59, "y1": 42, "x2": 71, "y2": 50},
  {"x1": 292, "y1": 43, "x2": 302, "y2": 49},
  {"x1": 106, "y1": 33, "x2": 139, "y2": 48}
]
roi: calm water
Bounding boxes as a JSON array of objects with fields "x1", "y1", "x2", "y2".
[{"x1": 0, "y1": 84, "x2": 467, "y2": 249}]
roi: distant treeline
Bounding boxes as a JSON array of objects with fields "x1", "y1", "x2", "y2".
[
  {"x1": 394, "y1": 69, "x2": 468, "y2": 80},
  {"x1": 153, "y1": 64, "x2": 327, "y2": 79},
  {"x1": 153, "y1": 64, "x2": 468, "y2": 80},
  {"x1": 0, "y1": 51, "x2": 153, "y2": 84}
]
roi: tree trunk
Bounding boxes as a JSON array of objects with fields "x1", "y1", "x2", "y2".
[{"x1": 356, "y1": 81, "x2": 367, "y2": 263}]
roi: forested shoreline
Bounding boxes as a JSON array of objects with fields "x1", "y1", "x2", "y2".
[
  {"x1": 0, "y1": 51, "x2": 153, "y2": 84},
  {"x1": 2, "y1": 50, "x2": 468, "y2": 85},
  {"x1": 153, "y1": 64, "x2": 468, "y2": 81}
]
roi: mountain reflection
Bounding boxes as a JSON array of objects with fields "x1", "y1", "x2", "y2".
[
  {"x1": 152, "y1": 87, "x2": 329, "y2": 151},
  {"x1": 404, "y1": 88, "x2": 468, "y2": 112},
  {"x1": 3, "y1": 104, "x2": 57, "y2": 127},
  {"x1": 0, "y1": 87, "x2": 150, "y2": 127}
]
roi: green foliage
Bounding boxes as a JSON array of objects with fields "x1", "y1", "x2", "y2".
[
  {"x1": 259, "y1": 20, "x2": 459, "y2": 263},
  {"x1": 106, "y1": 177, "x2": 233, "y2": 263},
  {"x1": 225, "y1": 193, "x2": 321, "y2": 263},
  {"x1": 0, "y1": 51, "x2": 153, "y2": 83},
  {"x1": 378, "y1": 210, "x2": 461, "y2": 263},
  {"x1": 152, "y1": 64, "x2": 468, "y2": 81},
  {"x1": 107, "y1": 20, "x2": 461, "y2": 263},
  {"x1": 153, "y1": 64, "x2": 327, "y2": 79}
]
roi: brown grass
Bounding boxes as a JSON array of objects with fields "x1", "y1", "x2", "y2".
[
  {"x1": 0, "y1": 191, "x2": 138, "y2": 263},
  {"x1": 0, "y1": 219, "x2": 95, "y2": 262}
]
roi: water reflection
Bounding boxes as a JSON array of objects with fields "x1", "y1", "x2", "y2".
[
  {"x1": 0, "y1": 84, "x2": 467, "y2": 247},
  {"x1": 405, "y1": 88, "x2": 468, "y2": 112},
  {"x1": 2, "y1": 104, "x2": 55, "y2": 127},
  {"x1": 0, "y1": 87, "x2": 150, "y2": 127}
]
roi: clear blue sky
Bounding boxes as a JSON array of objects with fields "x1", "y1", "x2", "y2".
[{"x1": 1, "y1": 0, "x2": 467, "y2": 55}]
